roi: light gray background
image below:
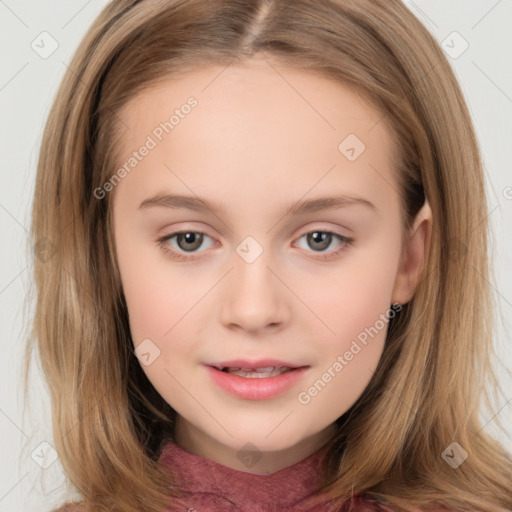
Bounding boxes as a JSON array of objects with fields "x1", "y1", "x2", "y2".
[{"x1": 1, "y1": 1, "x2": 511, "y2": 510}]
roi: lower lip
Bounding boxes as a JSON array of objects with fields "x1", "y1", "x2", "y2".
[{"x1": 204, "y1": 365, "x2": 310, "y2": 400}]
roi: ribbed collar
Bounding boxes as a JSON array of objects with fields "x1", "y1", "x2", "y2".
[{"x1": 158, "y1": 439, "x2": 376, "y2": 511}]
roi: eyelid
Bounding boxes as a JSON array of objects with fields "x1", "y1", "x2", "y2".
[
  {"x1": 292, "y1": 229, "x2": 353, "y2": 261},
  {"x1": 156, "y1": 224, "x2": 354, "y2": 261},
  {"x1": 157, "y1": 228, "x2": 216, "y2": 255}
]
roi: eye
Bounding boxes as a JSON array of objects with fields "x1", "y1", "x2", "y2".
[
  {"x1": 156, "y1": 229, "x2": 353, "y2": 262},
  {"x1": 157, "y1": 231, "x2": 216, "y2": 261},
  {"x1": 294, "y1": 230, "x2": 353, "y2": 260}
]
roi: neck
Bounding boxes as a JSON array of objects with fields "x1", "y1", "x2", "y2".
[{"x1": 173, "y1": 417, "x2": 337, "y2": 475}]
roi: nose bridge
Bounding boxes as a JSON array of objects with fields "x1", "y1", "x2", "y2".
[
  {"x1": 220, "y1": 235, "x2": 287, "y2": 331},
  {"x1": 232, "y1": 235, "x2": 276, "y2": 299}
]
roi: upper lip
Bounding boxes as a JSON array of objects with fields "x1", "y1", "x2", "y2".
[{"x1": 205, "y1": 359, "x2": 308, "y2": 370}]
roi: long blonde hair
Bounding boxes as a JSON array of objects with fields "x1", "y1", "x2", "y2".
[{"x1": 24, "y1": 1, "x2": 512, "y2": 511}]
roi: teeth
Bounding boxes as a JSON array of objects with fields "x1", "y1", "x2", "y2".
[
  {"x1": 240, "y1": 367, "x2": 275, "y2": 372},
  {"x1": 223, "y1": 366, "x2": 292, "y2": 378}
]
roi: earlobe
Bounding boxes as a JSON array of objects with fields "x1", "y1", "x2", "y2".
[{"x1": 391, "y1": 200, "x2": 433, "y2": 305}]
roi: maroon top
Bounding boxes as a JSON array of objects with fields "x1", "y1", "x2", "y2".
[{"x1": 158, "y1": 439, "x2": 392, "y2": 511}]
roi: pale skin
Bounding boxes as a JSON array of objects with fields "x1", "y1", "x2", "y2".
[{"x1": 112, "y1": 55, "x2": 432, "y2": 475}]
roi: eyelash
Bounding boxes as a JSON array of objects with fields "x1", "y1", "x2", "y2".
[{"x1": 156, "y1": 229, "x2": 354, "y2": 262}]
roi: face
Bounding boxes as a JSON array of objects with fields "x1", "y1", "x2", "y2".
[{"x1": 111, "y1": 55, "x2": 431, "y2": 474}]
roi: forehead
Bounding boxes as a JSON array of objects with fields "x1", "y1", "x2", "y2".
[
  {"x1": 113, "y1": 56, "x2": 399, "y2": 215},
  {"x1": 118, "y1": 55, "x2": 393, "y2": 144}
]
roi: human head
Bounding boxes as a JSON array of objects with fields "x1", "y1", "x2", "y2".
[
  {"x1": 110, "y1": 55, "x2": 431, "y2": 473},
  {"x1": 27, "y1": 1, "x2": 510, "y2": 510}
]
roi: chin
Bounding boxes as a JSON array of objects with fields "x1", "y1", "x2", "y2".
[{"x1": 217, "y1": 424, "x2": 310, "y2": 453}]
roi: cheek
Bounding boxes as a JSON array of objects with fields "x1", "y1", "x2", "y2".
[
  {"x1": 113, "y1": 216, "x2": 201, "y2": 349},
  {"x1": 115, "y1": 237, "x2": 208, "y2": 398},
  {"x1": 294, "y1": 251, "x2": 398, "y2": 414},
  {"x1": 303, "y1": 236, "x2": 401, "y2": 345},
  {"x1": 117, "y1": 251, "x2": 205, "y2": 350},
  {"x1": 114, "y1": 217, "x2": 400, "y2": 428},
  {"x1": 117, "y1": 222, "x2": 401, "y2": 349}
]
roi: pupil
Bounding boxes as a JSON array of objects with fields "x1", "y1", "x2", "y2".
[
  {"x1": 309, "y1": 232, "x2": 330, "y2": 251},
  {"x1": 176, "y1": 232, "x2": 331, "y2": 253},
  {"x1": 178, "y1": 232, "x2": 203, "y2": 251}
]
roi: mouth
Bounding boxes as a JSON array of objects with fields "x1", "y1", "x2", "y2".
[
  {"x1": 204, "y1": 361, "x2": 310, "y2": 400},
  {"x1": 205, "y1": 359, "x2": 307, "y2": 378},
  {"x1": 210, "y1": 366, "x2": 298, "y2": 378}
]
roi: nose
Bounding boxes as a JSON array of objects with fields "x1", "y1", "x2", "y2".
[{"x1": 219, "y1": 248, "x2": 290, "y2": 334}]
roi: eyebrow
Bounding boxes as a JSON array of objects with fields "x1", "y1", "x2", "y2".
[{"x1": 138, "y1": 193, "x2": 377, "y2": 215}]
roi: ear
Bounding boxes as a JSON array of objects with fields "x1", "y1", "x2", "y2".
[{"x1": 391, "y1": 200, "x2": 432, "y2": 305}]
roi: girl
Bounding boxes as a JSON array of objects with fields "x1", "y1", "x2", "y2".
[{"x1": 24, "y1": 0, "x2": 512, "y2": 511}]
